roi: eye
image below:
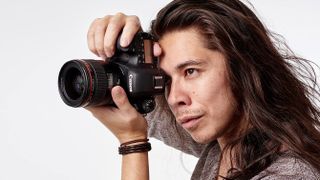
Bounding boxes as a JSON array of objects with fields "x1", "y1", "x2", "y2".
[{"x1": 185, "y1": 68, "x2": 198, "y2": 77}]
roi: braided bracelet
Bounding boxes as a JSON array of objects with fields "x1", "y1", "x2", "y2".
[
  {"x1": 118, "y1": 139, "x2": 151, "y2": 155},
  {"x1": 120, "y1": 138, "x2": 149, "y2": 147}
]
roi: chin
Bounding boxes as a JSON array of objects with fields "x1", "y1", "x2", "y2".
[{"x1": 190, "y1": 132, "x2": 217, "y2": 144}]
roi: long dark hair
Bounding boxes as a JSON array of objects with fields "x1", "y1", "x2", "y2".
[{"x1": 150, "y1": 0, "x2": 320, "y2": 179}]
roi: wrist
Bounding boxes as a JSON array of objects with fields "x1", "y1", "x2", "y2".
[
  {"x1": 118, "y1": 132, "x2": 148, "y2": 144},
  {"x1": 118, "y1": 133, "x2": 148, "y2": 144},
  {"x1": 119, "y1": 138, "x2": 151, "y2": 155}
]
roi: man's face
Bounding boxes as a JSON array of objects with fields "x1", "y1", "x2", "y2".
[{"x1": 158, "y1": 28, "x2": 238, "y2": 144}]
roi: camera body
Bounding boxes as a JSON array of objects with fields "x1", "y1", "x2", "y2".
[{"x1": 58, "y1": 32, "x2": 165, "y2": 113}]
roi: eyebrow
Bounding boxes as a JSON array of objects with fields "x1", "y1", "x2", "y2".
[{"x1": 175, "y1": 59, "x2": 207, "y2": 71}]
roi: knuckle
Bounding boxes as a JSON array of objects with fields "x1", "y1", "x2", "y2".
[
  {"x1": 103, "y1": 15, "x2": 111, "y2": 20},
  {"x1": 96, "y1": 46, "x2": 104, "y2": 54},
  {"x1": 93, "y1": 18, "x2": 101, "y2": 24},
  {"x1": 95, "y1": 23, "x2": 107, "y2": 32},
  {"x1": 91, "y1": 18, "x2": 103, "y2": 27},
  {"x1": 106, "y1": 21, "x2": 117, "y2": 31},
  {"x1": 127, "y1": 16, "x2": 141, "y2": 28},
  {"x1": 115, "y1": 12, "x2": 125, "y2": 17},
  {"x1": 128, "y1": 15, "x2": 140, "y2": 22},
  {"x1": 92, "y1": 16, "x2": 109, "y2": 30},
  {"x1": 109, "y1": 15, "x2": 122, "y2": 25},
  {"x1": 110, "y1": 12, "x2": 126, "y2": 25}
]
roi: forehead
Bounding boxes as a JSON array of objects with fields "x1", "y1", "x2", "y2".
[
  {"x1": 158, "y1": 28, "x2": 227, "y2": 74},
  {"x1": 159, "y1": 29, "x2": 206, "y2": 64},
  {"x1": 159, "y1": 28, "x2": 206, "y2": 51}
]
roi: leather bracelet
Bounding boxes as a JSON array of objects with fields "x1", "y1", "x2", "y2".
[
  {"x1": 119, "y1": 142, "x2": 151, "y2": 155},
  {"x1": 120, "y1": 138, "x2": 149, "y2": 147}
]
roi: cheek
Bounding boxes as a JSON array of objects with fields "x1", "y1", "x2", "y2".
[
  {"x1": 194, "y1": 74, "x2": 236, "y2": 120},
  {"x1": 192, "y1": 73, "x2": 228, "y2": 103},
  {"x1": 207, "y1": 88, "x2": 237, "y2": 132}
]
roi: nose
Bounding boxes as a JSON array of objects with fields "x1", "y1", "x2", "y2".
[{"x1": 166, "y1": 78, "x2": 191, "y2": 109}]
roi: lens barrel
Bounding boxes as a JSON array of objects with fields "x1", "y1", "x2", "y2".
[{"x1": 58, "y1": 60, "x2": 112, "y2": 107}]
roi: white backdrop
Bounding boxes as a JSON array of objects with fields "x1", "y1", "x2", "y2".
[{"x1": 0, "y1": 0, "x2": 319, "y2": 180}]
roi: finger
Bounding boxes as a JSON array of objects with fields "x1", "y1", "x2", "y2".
[
  {"x1": 120, "y1": 15, "x2": 142, "y2": 47},
  {"x1": 153, "y1": 42, "x2": 162, "y2": 57},
  {"x1": 87, "y1": 18, "x2": 101, "y2": 56},
  {"x1": 104, "y1": 13, "x2": 126, "y2": 57},
  {"x1": 94, "y1": 16, "x2": 111, "y2": 60},
  {"x1": 111, "y1": 86, "x2": 134, "y2": 112}
]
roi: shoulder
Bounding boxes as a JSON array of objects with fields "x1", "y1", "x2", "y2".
[{"x1": 252, "y1": 152, "x2": 320, "y2": 180}]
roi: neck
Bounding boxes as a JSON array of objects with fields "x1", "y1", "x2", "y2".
[
  {"x1": 216, "y1": 116, "x2": 249, "y2": 178},
  {"x1": 217, "y1": 120, "x2": 248, "y2": 150},
  {"x1": 217, "y1": 149, "x2": 232, "y2": 179}
]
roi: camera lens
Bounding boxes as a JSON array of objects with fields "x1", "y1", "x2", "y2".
[
  {"x1": 65, "y1": 68, "x2": 84, "y2": 100},
  {"x1": 72, "y1": 74, "x2": 85, "y2": 97},
  {"x1": 58, "y1": 60, "x2": 112, "y2": 107}
]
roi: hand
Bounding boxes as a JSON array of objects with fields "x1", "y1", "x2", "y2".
[
  {"x1": 86, "y1": 86, "x2": 147, "y2": 143},
  {"x1": 87, "y1": 13, "x2": 142, "y2": 60},
  {"x1": 85, "y1": 13, "x2": 163, "y2": 143}
]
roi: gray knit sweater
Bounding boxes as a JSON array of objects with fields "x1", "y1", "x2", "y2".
[{"x1": 146, "y1": 96, "x2": 320, "y2": 180}]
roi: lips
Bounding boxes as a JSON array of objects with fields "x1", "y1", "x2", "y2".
[{"x1": 177, "y1": 115, "x2": 203, "y2": 130}]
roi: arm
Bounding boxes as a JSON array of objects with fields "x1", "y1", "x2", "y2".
[
  {"x1": 256, "y1": 154, "x2": 320, "y2": 180},
  {"x1": 122, "y1": 152, "x2": 149, "y2": 180},
  {"x1": 86, "y1": 14, "x2": 149, "y2": 180},
  {"x1": 86, "y1": 86, "x2": 149, "y2": 180}
]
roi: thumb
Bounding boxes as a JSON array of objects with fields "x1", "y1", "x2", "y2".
[
  {"x1": 111, "y1": 86, "x2": 133, "y2": 112},
  {"x1": 153, "y1": 42, "x2": 162, "y2": 57}
]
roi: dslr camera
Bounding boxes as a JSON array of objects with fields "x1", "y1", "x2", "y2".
[{"x1": 58, "y1": 32, "x2": 165, "y2": 113}]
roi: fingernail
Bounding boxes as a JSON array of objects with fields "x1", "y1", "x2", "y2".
[
  {"x1": 100, "y1": 55, "x2": 106, "y2": 60},
  {"x1": 106, "y1": 50, "x2": 114, "y2": 58},
  {"x1": 105, "y1": 51, "x2": 110, "y2": 58},
  {"x1": 120, "y1": 38, "x2": 128, "y2": 47},
  {"x1": 113, "y1": 87, "x2": 123, "y2": 99}
]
